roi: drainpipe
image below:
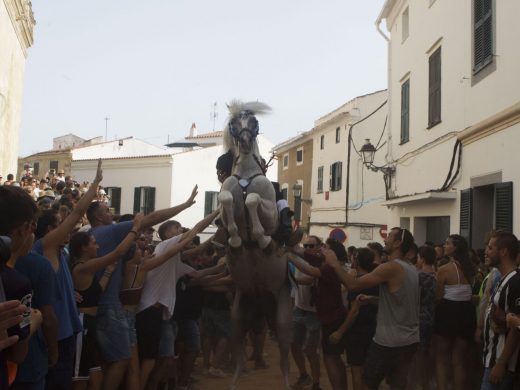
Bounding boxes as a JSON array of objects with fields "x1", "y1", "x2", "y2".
[{"x1": 375, "y1": 15, "x2": 394, "y2": 167}]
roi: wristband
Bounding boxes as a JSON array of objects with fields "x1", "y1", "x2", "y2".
[{"x1": 103, "y1": 271, "x2": 112, "y2": 278}]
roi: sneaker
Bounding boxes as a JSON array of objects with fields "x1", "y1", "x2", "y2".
[
  {"x1": 208, "y1": 367, "x2": 228, "y2": 378},
  {"x1": 292, "y1": 373, "x2": 312, "y2": 388}
]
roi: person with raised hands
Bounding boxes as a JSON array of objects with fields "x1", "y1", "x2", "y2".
[
  {"x1": 31, "y1": 159, "x2": 104, "y2": 390},
  {"x1": 68, "y1": 212, "x2": 144, "y2": 390},
  {"x1": 85, "y1": 185, "x2": 199, "y2": 390}
]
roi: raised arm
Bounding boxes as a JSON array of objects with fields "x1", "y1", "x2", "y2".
[
  {"x1": 139, "y1": 185, "x2": 198, "y2": 229},
  {"x1": 288, "y1": 253, "x2": 321, "y2": 278},
  {"x1": 141, "y1": 210, "x2": 220, "y2": 272},
  {"x1": 73, "y1": 213, "x2": 144, "y2": 276},
  {"x1": 43, "y1": 160, "x2": 103, "y2": 251},
  {"x1": 322, "y1": 248, "x2": 388, "y2": 291},
  {"x1": 182, "y1": 210, "x2": 221, "y2": 257}
]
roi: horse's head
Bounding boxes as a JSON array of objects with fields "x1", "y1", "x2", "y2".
[
  {"x1": 228, "y1": 110, "x2": 259, "y2": 154},
  {"x1": 224, "y1": 100, "x2": 271, "y2": 156}
]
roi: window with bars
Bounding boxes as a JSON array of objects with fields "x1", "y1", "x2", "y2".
[
  {"x1": 474, "y1": 0, "x2": 493, "y2": 73},
  {"x1": 50, "y1": 161, "x2": 58, "y2": 171},
  {"x1": 329, "y1": 162, "x2": 342, "y2": 191},
  {"x1": 401, "y1": 79, "x2": 410, "y2": 144},
  {"x1": 320, "y1": 135, "x2": 324, "y2": 150},
  {"x1": 428, "y1": 47, "x2": 442, "y2": 128},
  {"x1": 133, "y1": 187, "x2": 156, "y2": 214},
  {"x1": 317, "y1": 166, "x2": 324, "y2": 193},
  {"x1": 335, "y1": 127, "x2": 340, "y2": 143},
  {"x1": 283, "y1": 154, "x2": 289, "y2": 169}
]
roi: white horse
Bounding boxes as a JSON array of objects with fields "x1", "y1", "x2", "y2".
[
  {"x1": 218, "y1": 101, "x2": 292, "y2": 390},
  {"x1": 219, "y1": 100, "x2": 278, "y2": 250}
]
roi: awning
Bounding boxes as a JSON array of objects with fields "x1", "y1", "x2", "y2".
[{"x1": 381, "y1": 191, "x2": 457, "y2": 206}]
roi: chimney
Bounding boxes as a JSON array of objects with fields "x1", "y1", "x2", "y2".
[{"x1": 189, "y1": 123, "x2": 197, "y2": 137}]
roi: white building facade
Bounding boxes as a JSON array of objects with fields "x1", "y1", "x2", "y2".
[
  {"x1": 309, "y1": 90, "x2": 389, "y2": 246},
  {"x1": 71, "y1": 132, "x2": 276, "y2": 236},
  {"x1": 0, "y1": 0, "x2": 35, "y2": 176},
  {"x1": 377, "y1": 0, "x2": 520, "y2": 248}
]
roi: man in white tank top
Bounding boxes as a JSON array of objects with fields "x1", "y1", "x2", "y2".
[{"x1": 323, "y1": 227, "x2": 419, "y2": 390}]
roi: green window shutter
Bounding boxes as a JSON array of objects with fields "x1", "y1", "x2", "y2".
[
  {"x1": 110, "y1": 187, "x2": 121, "y2": 215},
  {"x1": 401, "y1": 80, "x2": 410, "y2": 143},
  {"x1": 144, "y1": 187, "x2": 156, "y2": 215},
  {"x1": 474, "y1": 0, "x2": 493, "y2": 72},
  {"x1": 329, "y1": 164, "x2": 334, "y2": 191},
  {"x1": 428, "y1": 48, "x2": 442, "y2": 127},
  {"x1": 460, "y1": 188, "x2": 473, "y2": 245},
  {"x1": 337, "y1": 162, "x2": 342, "y2": 190},
  {"x1": 133, "y1": 187, "x2": 141, "y2": 214},
  {"x1": 317, "y1": 166, "x2": 323, "y2": 193},
  {"x1": 204, "y1": 191, "x2": 212, "y2": 217},
  {"x1": 494, "y1": 182, "x2": 513, "y2": 232}
]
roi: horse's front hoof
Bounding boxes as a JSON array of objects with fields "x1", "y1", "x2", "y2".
[
  {"x1": 229, "y1": 236, "x2": 242, "y2": 248},
  {"x1": 257, "y1": 235, "x2": 272, "y2": 249}
]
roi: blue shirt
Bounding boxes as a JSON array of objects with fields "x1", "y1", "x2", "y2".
[
  {"x1": 14, "y1": 252, "x2": 58, "y2": 382},
  {"x1": 91, "y1": 221, "x2": 133, "y2": 306},
  {"x1": 33, "y1": 240, "x2": 82, "y2": 340}
]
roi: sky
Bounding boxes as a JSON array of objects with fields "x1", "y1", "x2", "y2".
[{"x1": 20, "y1": 0, "x2": 387, "y2": 156}]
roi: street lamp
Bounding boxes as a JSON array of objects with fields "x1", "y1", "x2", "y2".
[
  {"x1": 360, "y1": 139, "x2": 395, "y2": 175},
  {"x1": 292, "y1": 183, "x2": 302, "y2": 198}
]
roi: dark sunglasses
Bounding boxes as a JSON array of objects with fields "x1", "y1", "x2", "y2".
[{"x1": 303, "y1": 244, "x2": 316, "y2": 249}]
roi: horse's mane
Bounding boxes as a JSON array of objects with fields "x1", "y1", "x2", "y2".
[{"x1": 223, "y1": 100, "x2": 271, "y2": 155}]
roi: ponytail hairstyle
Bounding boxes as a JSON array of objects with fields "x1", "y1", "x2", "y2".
[{"x1": 448, "y1": 234, "x2": 476, "y2": 282}]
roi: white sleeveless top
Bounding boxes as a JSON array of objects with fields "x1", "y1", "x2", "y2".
[{"x1": 443, "y1": 262, "x2": 472, "y2": 301}]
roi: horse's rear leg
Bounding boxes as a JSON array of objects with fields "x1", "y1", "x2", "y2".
[
  {"x1": 245, "y1": 193, "x2": 271, "y2": 249},
  {"x1": 219, "y1": 190, "x2": 242, "y2": 248},
  {"x1": 276, "y1": 286, "x2": 292, "y2": 389},
  {"x1": 229, "y1": 291, "x2": 245, "y2": 390}
]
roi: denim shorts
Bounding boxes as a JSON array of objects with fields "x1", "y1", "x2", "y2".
[
  {"x1": 96, "y1": 305, "x2": 131, "y2": 363},
  {"x1": 176, "y1": 319, "x2": 201, "y2": 353},
  {"x1": 124, "y1": 310, "x2": 137, "y2": 347},
  {"x1": 292, "y1": 307, "x2": 321, "y2": 347},
  {"x1": 158, "y1": 319, "x2": 178, "y2": 357}
]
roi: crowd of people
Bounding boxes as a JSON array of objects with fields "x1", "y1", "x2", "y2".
[
  {"x1": 1, "y1": 158, "x2": 520, "y2": 390},
  {"x1": 286, "y1": 229, "x2": 520, "y2": 390}
]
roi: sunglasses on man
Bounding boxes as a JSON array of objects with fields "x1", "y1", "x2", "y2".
[{"x1": 303, "y1": 244, "x2": 316, "y2": 249}]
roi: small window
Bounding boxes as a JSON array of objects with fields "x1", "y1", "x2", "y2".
[
  {"x1": 296, "y1": 147, "x2": 303, "y2": 165},
  {"x1": 134, "y1": 187, "x2": 156, "y2": 214},
  {"x1": 329, "y1": 162, "x2": 342, "y2": 191},
  {"x1": 33, "y1": 162, "x2": 40, "y2": 176},
  {"x1": 402, "y1": 7, "x2": 409, "y2": 42},
  {"x1": 282, "y1": 154, "x2": 289, "y2": 170},
  {"x1": 106, "y1": 187, "x2": 122, "y2": 215},
  {"x1": 317, "y1": 166, "x2": 324, "y2": 193},
  {"x1": 204, "y1": 191, "x2": 219, "y2": 217},
  {"x1": 428, "y1": 47, "x2": 441, "y2": 128},
  {"x1": 473, "y1": 0, "x2": 493, "y2": 73},
  {"x1": 335, "y1": 127, "x2": 340, "y2": 143},
  {"x1": 49, "y1": 161, "x2": 58, "y2": 171},
  {"x1": 401, "y1": 79, "x2": 410, "y2": 144},
  {"x1": 320, "y1": 135, "x2": 324, "y2": 150}
]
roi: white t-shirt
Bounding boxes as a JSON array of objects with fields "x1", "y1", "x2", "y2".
[
  {"x1": 137, "y1": 234, "x2": 194, "y2": 318},
  {"x1": 294, "y1": 268, "x2": 316, "y2": 312}
]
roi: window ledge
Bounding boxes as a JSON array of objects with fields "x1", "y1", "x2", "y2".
[{"x1": 399, "y1": 139, "x2": 409, "y2": 145}]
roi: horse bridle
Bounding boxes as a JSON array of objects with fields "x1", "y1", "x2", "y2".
[{"x1": 228, "y1": 110, "x2": 260, "y2": 140}]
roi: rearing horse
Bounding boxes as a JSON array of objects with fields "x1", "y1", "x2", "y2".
[
  {"x1": 218, "y1": 101, "x2": 292, "y2": 390},
  {"x1": 219, "y1": 101, "x2": 278, "y2": 249}
]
